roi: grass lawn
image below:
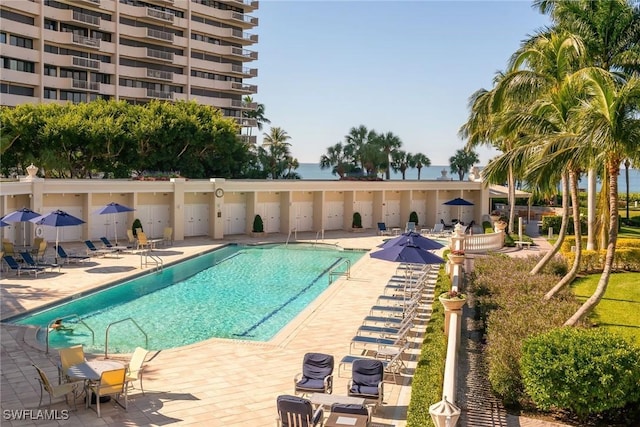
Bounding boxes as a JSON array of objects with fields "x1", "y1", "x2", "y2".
[{"x1": 572, "y1": 272, "x2": 640, "y2": 345}]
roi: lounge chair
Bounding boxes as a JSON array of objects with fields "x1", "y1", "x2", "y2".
[
  {"x1": 276, "y1": 394, "x2": 323, "y2": 427},
  {"x1": 405, "y1": 221, "x2": 416, "y2": 233},
  {"x1": 3, "y1": 255, "x2": 46, "y2": 277},
  {"x1": 100, "y1": 236, "x2": 131, "y2": 251},
  {"x1": 440, "y1": 219, "x2": 453, "y2": 230},
  {"x1": 85, "y1": 240, "x2": 118, "y2": 258},
  {"x1": 340, "y1": 343, "x2": 409, "y2": 383},
  {"x1": 293, "y1": 352, "x2": 334, "y2": 395},
  {"x1": 55, "y1": 245, "x2": 89, "y2": 264},
  {"x1": 20, "y1": 251, "x2": 61, "y2": 272},
  {"x1": 86, "y1": 368, "x2": 128, "y2": 417},
  {"x1": 350, "y1": 320, "x2": 412, "y2": 353},
  {"x1": 125, "y1": 347, "x2": 149, "y2": 395},
  {"x1": 377, "y1": 222, "x2": 391, "y2": 236},
  {"x1": 347, "y1": 359, "x2": 384, "y2": 407}
]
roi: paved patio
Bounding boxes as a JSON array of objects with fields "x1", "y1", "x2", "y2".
[{"x1": 0, "y1": 230, "x2": 566, "y2": 426}]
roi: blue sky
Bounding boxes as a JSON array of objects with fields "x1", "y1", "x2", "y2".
[{"x1": 252, "y1": 1, "x2": 551, "y2": 165}]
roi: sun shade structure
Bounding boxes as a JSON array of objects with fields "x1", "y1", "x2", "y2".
[
  {"x1": 94, "y1": 202, "x2": 135, "y2": 245},
  {"x1": 378, "y1": 231, "x2": 444, "y2": 251},
  {"x1": 1, "y1": 208, "x2": 42, "y2": 246},
  {"x1": 30, "y1": 210, "x2": 85, "y2": 257},
  {"x1": 370, "y1": 243, "x2": 445, "y2": 265}
]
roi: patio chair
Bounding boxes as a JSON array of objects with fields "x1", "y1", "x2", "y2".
[
  {"x1": 55, "y1": 245, "x2": 89, "y2": 264},
  {"x1": 20, "y1": 251, "x2": 61, "y2": 272},
  {"x1": 331, "y1": 403, "x2": 371, "y2": 427},
  {"x1": 3, "y1": 255, "x2": 46, "y2": 277},
  {"x1": 162, "y1": 227, "x2": 173, "y2": 246},
  {"x1": 2, "y1": 240, "x2": 16, "y2": 257},
  {"x1": 125, "y1": 347, "x2": 149, "y2": 395},
  {"x1": 405, "y1": 221, "x2": 416, "y2": 233},
  {"x1": 58, "y1": 345, "x2": 86, "y2": 384},
  {"x1": 136, "y1": 232, "x2": 150, "y2": 250},
  {"x1": 126, "y1": 229, "x2": 136, "y2": 247},
  {"x1": 33, "y1": 364, "x2": 81, "y2": 410},
  {"x1": 31, "y1": 237, "x2": 44, "y2": 255},
  {"x1": 376, "y1": 222, "x2": 391, "y2": 236},
  {"x1": 293, "y1": 352, "x2": 334, "y2": 395},
  {"x1": 34, "y1": 240, "x2": 48, "y2": 261},
  {"x1": 85, "y1": 240, "x2": 117, "y2": 258},
  {"x1": 276, "y1": 394, "x2": 323, "y2": 427},
  {"x1": 347, "y1": 359, "x2": 384, "y2": 407},
  {"x1": 86, "y1": 368, "x2": 128, "y2": 417}
]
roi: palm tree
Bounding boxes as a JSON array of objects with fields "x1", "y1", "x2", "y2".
[
  {"x1": 375, "y1": 131, "x2": 403, "y2": 180},
  {"x1": 242, "y1": 95, "x2": 271, "y2": 138},
  {"x1": 390, "y1": 150, "x2": 410, "y2": 180},
  {"x1": 449, "y1": 149, "x2": 479, "y2": 181},
  {"x1": 344, "y1": 125, "x2": 377, "y2": 173},
  {"x1": 262, "y1": 127, "x2": 292, "y2": 179},
  {"x1": 408, "y1": 153, "x2": 431, "y2": 180},
  {"x1": 320, "y1": 142, "x2": 351, "y2": 178}
]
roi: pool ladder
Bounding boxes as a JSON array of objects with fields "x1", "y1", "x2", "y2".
[
  {"x1": 286, "y1": 228, "x2": 297, "y2": 245},
  {"x1": 45, "y1": 314, "x2": 95, "y2": 354},
  {"x1": 328, "y1": 259, "x2": 351, "y2": 284},
  {"x1": 314, "y1": 229, "x2": 324, "y2": 246},
  {"x1": 104, "y1": 317, "x2": 148, "y2": 359},
  {"x1": 140, "y1": 250, "x2": 163, "y2": 271}
]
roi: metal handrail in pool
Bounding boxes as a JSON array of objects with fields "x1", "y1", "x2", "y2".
[
  {"x1": 328, "y1": 259, "x2": 351, "y2": 283},
  {"x1": 139, "y1": 251, "x2": 163, "y2": 271},
  {"x1": 314, "y1": 229, "x2": 324, "y2": 246},
  {"x1": 105, "y1": 317, "x2": 149, "y2": 359},
  {"x1": 46, "y1": 314, "x2": 95, "y2": 354}
]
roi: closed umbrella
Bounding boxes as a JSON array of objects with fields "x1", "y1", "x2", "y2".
[
  {"x1": 370, "y1": 243, "x2": 445, "y2": 265},
  {"x1": 30, "y1": 210, "x2": 85, "y2": 258},
  {"x1": 1, "y1": 208, "x2": 42, "y2": 246},
  {"x1": 94, "y1": 202, "x2": 135, "y2": 244},
  {"x1": 378, "y1": 231, "x2": 444, "y2": 251},
  {"x1": 443, "y1": 197, "x2": 474, "y2": 224}
]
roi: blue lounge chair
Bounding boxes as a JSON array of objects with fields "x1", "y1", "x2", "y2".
[
  {"x1": 347, "y1": 359, "x2": 384, "y2": 407},
  {"x1": 377, "y1": 222, "x2": 391, "y2": 236},
  {"x1": 293, "y1": 352, "x2": 334, "y2": 395},
  {"x1": 55, "y1": 245, "x2": 89, "y2": 264},
  {"x1": 276, "y1": 394, "x2": 323, "y2": 427},
  {"x1": 3, "y1": 255, "x2": 46, "y2": 277},
  {"x1": 20, "y1": 251, "x2": 61, "y2": 272},
  {"x1": 84, "y1": 241, "x2": 118, "y2": 258},
  {"x1": 100, "y1": 237, "x2": 131, "y2": 251}
]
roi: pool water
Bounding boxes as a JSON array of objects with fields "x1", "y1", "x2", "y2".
[{"x1": 12, "y1": 244, "x2": 364, "y2": 353}]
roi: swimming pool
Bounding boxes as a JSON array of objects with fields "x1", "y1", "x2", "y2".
[{"x1": 9, "y1": 243, "x2": 365, "y2": 353}]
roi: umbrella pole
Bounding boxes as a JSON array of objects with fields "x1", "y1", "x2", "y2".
[
  {"x1": 113, "y1": 214, "x2": 118, "y2": 245},
  {"x1": 55, "y1": 229, "x2": 59, "y2": 263}
]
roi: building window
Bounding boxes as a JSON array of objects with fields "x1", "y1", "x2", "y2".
[
  {"x1": 0, "y1": 33, "x2": 6, "y2": 44},
  {"x1": 60, "y1": 91, "x2": 87, "y2": 103},
  {"x1": 10, "y1": 35, "x2": 34, "y2": 49},
  {"x1": 1, "y1": 84, "x2": 34, "y2": 97},
  {"x1": 2, "y1": 57, "x2": 36, "y2": 73},
  {"x1": 44, "y1": 88, "x2": 57, "y2": 99},
  {"x1": 44, "y1": 65, "x2": 57, "y2": 76},
  {"x1": 44, "y1": 19, "x2": 58, "y2": 31}
]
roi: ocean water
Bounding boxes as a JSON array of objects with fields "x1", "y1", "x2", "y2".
[{"x1": 295, "y1": 163, "x2": 640, "y2": 193}]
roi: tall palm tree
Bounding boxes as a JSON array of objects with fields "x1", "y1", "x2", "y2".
[
  {"x1": 262, "y1": 127, "x2": 292, "y2": 179},
  {"x1": 375, "y1": 131, "x2": 403, "y2": 180},
  {"x1": 449, "y1": 149, "x2": 479, "y2": 181},
  {"x1": 408, "y1": 153, "x2": 431, "y2": 180},
  {"x1": 320, "y1": 142, "x2": 350, "y2": 178},
  {"x1": 344, "y1": 125, "x2": 377, "y2": 173},
  {"x1": 242, "y1": 95, "x2": 271, "y2": 138},
  {"x1": 390, "y1": 150, "x2": 410, "y2": 180}
]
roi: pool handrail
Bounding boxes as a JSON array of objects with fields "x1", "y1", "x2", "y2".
[
  {"x1": 46, "y1": 314, "x2": 95, "y2": 354},
  {"x1": 105, "y1": 317, "x2": 149, "y2": 359},
  {"x1": 328, "y1": 259, "x2": 351, "y2": 283}
]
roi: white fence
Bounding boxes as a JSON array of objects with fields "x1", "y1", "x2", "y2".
[{"x1": 464, "y1": 232, "x2": 504, "y2": 253}]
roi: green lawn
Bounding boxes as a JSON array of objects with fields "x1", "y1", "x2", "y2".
[{"x1": 572, "y1": 272, "x2": 640, "y2": 345}]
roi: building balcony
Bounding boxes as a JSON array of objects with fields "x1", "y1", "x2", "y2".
[
  {"x1": 230, "y1": 82, "x2": 257, "y2": 94},
  {"x1": 241, "y1": 135, "x2": 258, "y2": 145},
  {"x1": 146, "y1": 47, "x2": 174, "y2": 62},
  {"x1": 229, "y1": 29, "x2": 259, "y2": 45},
  {"x1": 147, "y1": 68, "x2": 174, "y2": 81},
  {"x1": 70, "y1": 10, "x2": 101, "y2": 27},
  {"x1": 72, "y1": 56, "x2": 101, "y2": 70},
  {"x1": 229, "y1": 0, "x2": 259, "y2": 12},
  {"x1": 230, "y1": 64, "x2": 258, "y2": 77},
  {"x1": 75, "y1": 0, "x2": 101, "y2": 6},
  {"x1": 234, "y1": 117, "x2": 257, "y2": 127},
  {"x1": 147, "y1": 27, "x2": 174, "y2": 42},
  {"x1": 146, "y1": 88, "x2": 173, "y2": 100},
  {"x1": 72, "y1": 79, "x2": 101, "y2": 91},
  {"x1": 229, "y1": 47, "x2": 258, "y2": 61},
  {"x1": 231, "y1": 99, "x2": 257, "y2": 110},
  {"x1": 70, "y1": 33, "x2": 101, "y2": 48},
  {"x1": 146, "y1": 7, "x2": 175, "y2": 23}
]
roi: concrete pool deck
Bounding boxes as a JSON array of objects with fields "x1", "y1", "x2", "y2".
[{"x1": 0, "y1": 230, "x2": 564, "y2": 426}]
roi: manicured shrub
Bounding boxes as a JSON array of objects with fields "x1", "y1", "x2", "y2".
[
  {"x1": 132, "y1": 218, "x2": 143, "y2": 237},
  {"x1": 482, "y1": 220, "x2": 492, "y2": 233},
  {"x1": 521, "y1": 327, "x2": 640, "y2": 421},
  {"x1": 541, "y1": 215, "x2": 587, "y2": 235},
  {"x1": 252, "y1": 214, "x2": 264, "y2": 233},
  {"x1": 409, "y1": 211, "x2": 419, "y2": 225},
  {"x1": 352, "y1": 212, "x2": 362, "y2": 228}
]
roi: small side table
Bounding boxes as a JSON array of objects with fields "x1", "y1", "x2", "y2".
[{"x1": 325, "y1": 412, "x2": 369, "y2": 427}]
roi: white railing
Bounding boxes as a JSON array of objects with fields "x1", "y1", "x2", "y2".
[
  {"x1": 73, "y1": 10, "x2": 100, "y2": 26},
  {"x1": 146, "y1": 48, "x2": 174, "y2": 61},
  {"x1": 146, "y1": 8, "x2": 174, "y2": 22},
  {"x1": 146, "y1": 68, "x2": 173, "y2": 81},
  {"x1": 463, "y1": 232, "x2": 504, "y2": 253},
  {"x1": 72, "y1": 56, "x2": 100, "y2": 70},
  {"x1": 147, "y1": 28, "x2": 174, "y2": 42},
  {"x1": 72, "y1": 34, "x2": 100, "y2": 48}
]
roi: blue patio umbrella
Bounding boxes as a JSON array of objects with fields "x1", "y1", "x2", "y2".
[
  {"x1": 370, "y1": 243, "x2": 445, "y2": 265},
  {"x1": 443, "y1": 197, "x2": 474, "y2": 223},
  {"x1": 30, "y1": 210, "x2": 85, "y2": 256},
  {"x1": 378, "y1": 231, "x2": 444, "y2": 251},
  {"x1": 1, "y1": 207, "x2": 42, "y2": 246},
  {"x1": 93, "y1": 202, "x2": 135, "y2": 244},
  {"x1": 0, "y1": 220, "x2": 9, "y2": 227}
]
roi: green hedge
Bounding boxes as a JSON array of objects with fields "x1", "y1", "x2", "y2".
[
  {"x1": 522, "y1": 327, "x2": 640, "y2": 421},
  {"x1": 406, "y1": 267, "x2": 448, "y2": 427}
]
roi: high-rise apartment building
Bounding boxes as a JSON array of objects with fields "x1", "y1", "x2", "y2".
[{"x1": 0, "y1": 0, "x2": 259, "y2": 131}]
